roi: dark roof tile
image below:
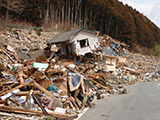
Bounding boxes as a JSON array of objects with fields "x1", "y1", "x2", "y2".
[{"x1": 47, "y1": 28, "x2": 97, "y2": 44}]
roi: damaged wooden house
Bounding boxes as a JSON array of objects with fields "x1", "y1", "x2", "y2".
[
  {"x1": 46, "y1": 28, "x2": 124, "y2": 72},
  {"x1": 46, "y1": 28, "x2": 99, "y2": 57}
]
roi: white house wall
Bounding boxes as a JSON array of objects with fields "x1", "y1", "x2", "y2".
[{"x1": 73, "y1": 31, "x2": 98, "y2": 55}]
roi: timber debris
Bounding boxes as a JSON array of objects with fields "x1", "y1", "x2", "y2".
[{"x1": 0, "y1": 28, "x2": 160, "y2": 119}]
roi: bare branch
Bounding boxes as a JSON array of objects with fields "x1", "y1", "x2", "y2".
[
  {"x1": 1, "y1": 0, "x2": 28, "y2": 13},
  {"x1": 0, "y1": 0, "x2": 28, "y2": 21}
]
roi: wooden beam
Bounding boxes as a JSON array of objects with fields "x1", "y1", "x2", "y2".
[
  {"x1": 47, "y1": 51, "x2": 55, "y2": 61},
  {"x1": 87, "y1": 77, "x2": 111, "y2": 92},
  {"x1": 33, "y1": 81, "x2": 55, "y2": 99},
  {"x1": 0, "y1": 82, "x2": 30, "y2": 96},
  {"x1": 66, "y1": 97, "x2": 79, "y2": 109},
  {"x1": 86, "y1": 73, "x2": 111, "y2": 78},
  {"x1": 0, "y1": 106, "x2": 69, "y2": 118},
  {"x1": 15, "y1": 90, "x2": 41, "y2": 96},
  {"x1": 0, "y1": 81, "x2": 55, "y2": 99}
]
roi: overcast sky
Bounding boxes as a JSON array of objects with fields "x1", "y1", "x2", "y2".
[{"x1": 119, "y1": 0, "x2": 160, "y2": 28}]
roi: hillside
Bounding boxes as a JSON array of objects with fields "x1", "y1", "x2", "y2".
[{"x1": 0, "y1": 0, "x2": 160, "y2": 50}]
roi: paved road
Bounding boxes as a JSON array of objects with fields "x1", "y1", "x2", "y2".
[{"x1": 79, "y1": 81, "x2": 160, "y2": 120}]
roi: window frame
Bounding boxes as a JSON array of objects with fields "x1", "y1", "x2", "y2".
[{"x1": 78, "y1": 38, "x2": 89, "y2": 48}]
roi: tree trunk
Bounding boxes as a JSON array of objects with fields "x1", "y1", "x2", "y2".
[
  {"x1": 6, "y1": 1, "x2": 9, "y2": 22},
  {"x1": 0, "y1": 0, "x2": 2, "y2": 17},
  {"x1": 104, "y1": 17, "x2": 106, "y2": 34},
  {"x1": 62, "y1": 3, "x2": 64, "y2": 27},
  {"x1": 58, "y1": 10, "x2": 60, "y2": 26},
  {"x1": 71, "y1": 2, "x2": 74, "y2": 28},
  {"x1": 55, "y1": 8, "x2": 58, "y2": 23},
  {"x1": 93, "y1": 13, "x2": 96, "y2": 22},
  {"x1": 51, "y1": 3, "x2": 55, "y2": 27},
  {"x1": 77, "y1": 0, "x2": 81, "y2": 28},
  {"x1": 74, "y1": 0, "x2": 77, "y2": 28},
  {"x1": 107, "y1": 15, "x2": 112, "y2": 35},
  {"x1": 45, "y1": 0, "x2": 49, "y2": 26},
  {"x1": 84, "y1": 4, "x2": 87, "y2": 28},
  {"x1": 68, "y1": 0, "x2": 70, "y2": 29},
  {"x1": 100, "y1": 17, "x2": 103, "y2": 34},
  {"x1": 89, "y1": 11, "x2": 92, "y2": 28},
  {"x1": 93, "y1": 6, "x2": 96, "y2": 23},
  {"x1": 65, "y1": 0, "x2": 68, "y2": 28},
  {"x1": 79, "y1": 6, "x2": 82, "y2": 28}
]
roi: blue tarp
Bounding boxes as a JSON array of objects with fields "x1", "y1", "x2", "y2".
[
  {"x1": 110, "y1": 43, "x2": 117, "y2": 48},
  {"x1": 103, "y1": 46, "x2": 118, "y2": 56},
  {"x1": 70, "y1": 73, "x2": 82, "y2": 87},
  {"x1": 68, "y1": 72, "x2": 85, "y2": 94}
]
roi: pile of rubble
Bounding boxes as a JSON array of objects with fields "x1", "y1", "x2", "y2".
[{"x1": 0, "y1": 28, "x2": 160, "y2": 119}]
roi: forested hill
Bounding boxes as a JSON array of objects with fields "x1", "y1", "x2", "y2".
[{"x1": 1, "y1": 0, "x2": 160, "y2": 49}]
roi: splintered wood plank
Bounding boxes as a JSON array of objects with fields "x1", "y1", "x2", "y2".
[
  {"x1": 0, "y1": 106, "x2": 69, "y2": 118},
  {"x1": 34, "y1": 81, "x2": 55, "y2": 99}
]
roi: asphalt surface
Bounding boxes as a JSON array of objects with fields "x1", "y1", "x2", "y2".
[{"x1": 79, "y1": 81, "x2": 160, "y2": 120}]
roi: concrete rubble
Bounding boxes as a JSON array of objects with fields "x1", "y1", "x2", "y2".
[{"x1": 0, "y1": 28, "x2": 160, "y2": 119}]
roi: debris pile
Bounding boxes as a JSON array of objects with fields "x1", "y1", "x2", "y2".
[{"x1": 0, "y1": 28, "x2": 160, "y2": 119}]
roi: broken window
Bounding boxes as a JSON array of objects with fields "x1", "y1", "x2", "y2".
[{"x1": 78, "y1": 38, "x2": 89, "y2": 48}]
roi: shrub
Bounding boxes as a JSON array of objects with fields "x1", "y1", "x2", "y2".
[
  {"x1": 36, "y1": 29, "x2": 41, "y2": 36},
  {"x1": 154, "y1": 44, "x2": 160, "y2": 57}
]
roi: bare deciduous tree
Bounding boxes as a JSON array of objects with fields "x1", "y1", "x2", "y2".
[{"x1": 0, "y1": 0, "x2": 27, "y2": 22}]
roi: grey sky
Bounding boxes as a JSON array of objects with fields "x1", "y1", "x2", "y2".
[{"x1": 119, "y1": 0, "x2": 160, "y2": 28}]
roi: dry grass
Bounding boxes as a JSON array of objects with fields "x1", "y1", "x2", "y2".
[
  {"x1": 0, "y1": 19, "x2": 7, "y2": 31},
  {"x1": 0, "y1": 18, "x2": 77, "y2": 33},
  {"x1": 130, "y1": 44, "x2": 155, "y2": 56},
  {"x1": 0, "y1": 18, "x2": 32, "y2": 32},
  {"x1": 42, "y1": 20, "x2": 78, "y2": 31}
]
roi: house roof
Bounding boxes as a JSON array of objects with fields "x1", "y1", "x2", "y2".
[{"x1": 47, "y1": 28, "x2": 97, "y2": 44}]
